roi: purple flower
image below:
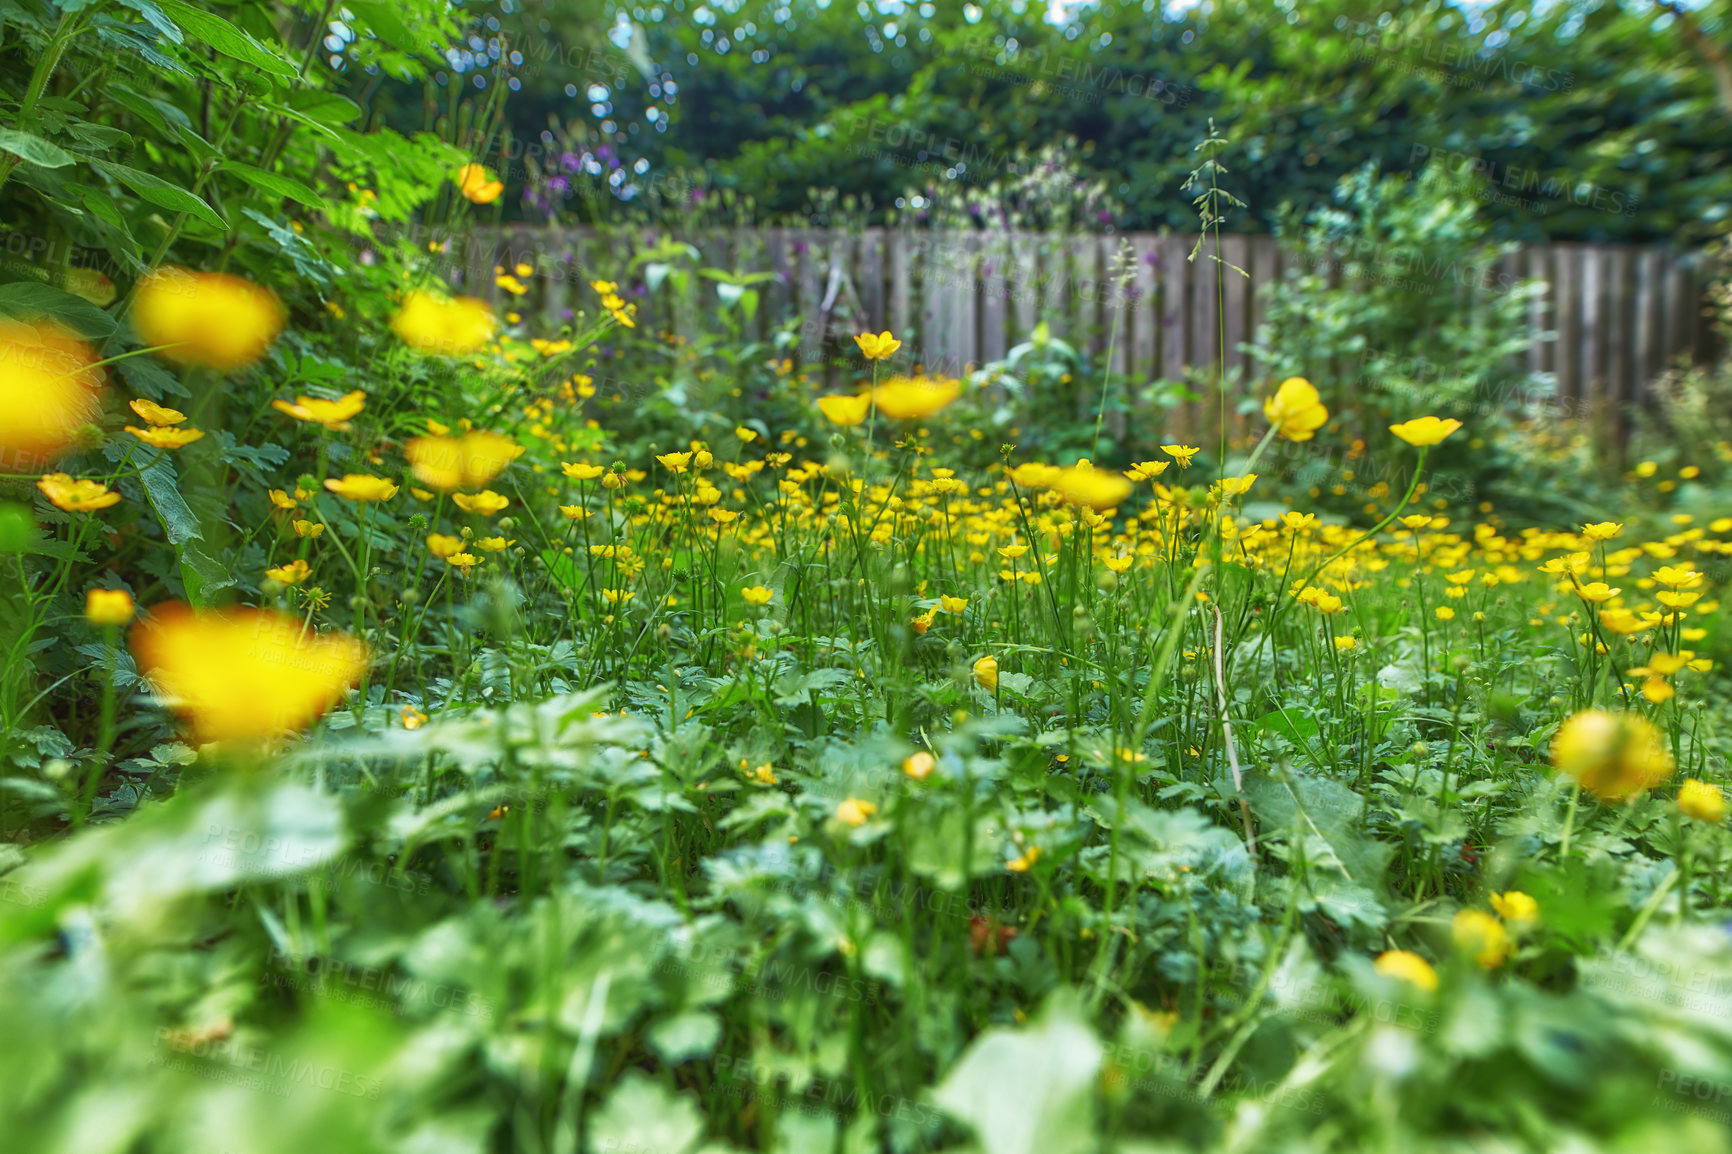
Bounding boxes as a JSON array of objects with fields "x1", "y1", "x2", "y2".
[
  {"x1": 549, "y1": 176, "x2": 570, "y2": 194},
  {"x1": 359, "y1": 249, "x2": 376, "y2": 266},
  {"x1": 560, "y1": 151, "x2": 582, "y2": 172}
]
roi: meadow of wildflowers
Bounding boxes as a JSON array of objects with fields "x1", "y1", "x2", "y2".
[{"x1": 4, "y1": 2, "x2": 1732, "y2": 1153}]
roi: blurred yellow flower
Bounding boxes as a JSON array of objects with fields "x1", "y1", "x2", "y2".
[
  {"x1": 903, "y1": 751, "x2": 936, "y2": 780},
  {"x1": 130, "y1": 605, "x2": 368, "y2": 742},
  {"x1": 133, "y1": 268, "x2": 284, "y2": 371},
  {"x1": 1490, "y1": 891, "x2": 1539, "y2": 929},
  {"x1": 426, "y1": 535, "x2": 463, "y2": 558},
  {"x1": 735, "y1": 425, "x2": 758, "y2": 442},
  {"x1": 854, "y1": 330, "x2": 902, "y2": 361},
  {"x1": 1581, "y1": 521, "x2": 1623, "y2": 540},
  {"x1": 292, "y1": 520, "x2": 324, "y2": 539},
  {"x1": 474, "y1": 536, "x2": 514, "y2": 552},
  {"x1": 456, "y1": 163, "x2": 504, "y2": 204},
  {"x1": 562, "y1": 462, "x2": 605, "y2": 481},
  {"x1": 1048, "y1": 463, "x2": 1133, "y2": 510},
  {"x1": 1452, "y1": 909, "x2": 1511, "y2": 969},
  {"x1": 269, "y1": 489, "x2": 298, "y2": 511},
  {"x1": 405, "y1": 431, "x2": 523, "y2": 491},
  {"x1": 871, "y1": 376, "x2": 960, "y2": 420},
  {"x1": 0, "y1": 320, "x2": 105, "y2": 466},
  {"x1": 911, "y1": 608, "x2": 936, "y2": 634},
  {"x1": 741, "y1": 585, "x2": 773, "y2": 605},
  {"x1": 401, "y1": 706, "x2": 428, "y2": 730},
  {"x1": 390, "y1": 292, "x2": 497, "y2": 356},
  {"x1": 973, "y1": 655, "x2": 998, "y2": 691},
  {"x1": 324, "y1": 474, "x2": 398, "y2": 502},
  {"x1": 85, "y1": 588, "x2": 136, "y2": 627},
  {"x1": 1679, "y1": 778, "x2": 1727, "y2": 824},
  {"x1": 1264, "y1": 376, "x2": 1329, "y2": 441},
  {"x1": 836, "y1": 798, "x2": 878, "y2": 826},
  {"x1": 1389, "y1": 416, "x2": 1463, "y2": 447},
  {"x1": 817, "y1": 394, "x2": 872, "y2": 427},
  {"x1": 273, "y1": 390, "x2": 366, "y2": 431},
  {"x1": 37, "y1": 473, "x2": 120, "y2": 513},
  {"x1": 451, "y1": 490, "x2": 509, "y2": 515},
  {"x1": 1551, "y1": 709, "x2": 1675, "y2": 800},
  {"x1": 446, "y1": 552, "x2": 481, "y2": 573},
  {"x1": 1374, "y1": 950, "x2": 1438, "y2": 991}
]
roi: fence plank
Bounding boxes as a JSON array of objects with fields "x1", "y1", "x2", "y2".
[
  {"x1": 1160, "y1": 234, "x2": 1190, "y2": 438},
  {"x1": 1131, "y1": 235, "x2": 1157, "y2": 386},
  {"x1": 888, "y1": 230, "x2": 911, "y2": 343}
]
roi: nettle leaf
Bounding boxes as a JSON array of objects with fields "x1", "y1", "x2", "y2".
[
  {"x1": 93, "y1": 161, "x2": 225, "y2": 230},
  {"x1": 152, "y1": 0, "x2": 297, "y2": 79},
  {"x1": 114, "y1": 0, "x2": 183, "y2": 43},
  {"x1": 0, "y1": 129, "x2": 76, "y2": 169}
]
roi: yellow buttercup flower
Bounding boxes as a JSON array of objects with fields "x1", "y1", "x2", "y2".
[
  {"x1": 1389, "y1": 416, "x2": 1463, "y2": 447},
  {"x1": 0, "y1": 320, "x2": 105, "y2": 466},
  {"x1": 911, "y1": 609, "x2": 936, "y2": 634},
  {"x1": 1334, "y1": 635, "x2": 1357, "y2": 651},
  {"x1": 656, "y1": 451, "x2": 694, "y2": 473},
  {"x1": 1679, "y1": 779, "x2": 1727, "y2": 824},
  {"x1": 817, "y1": 394, "x2": 872, "y2": 427},
  {"x1": 973, "y1": 655, "x2": 998, "y2": 691},
  {"x1": 456, "y1": 163, "x2": 504, "y2": 204},
  {"x1": 1264, "y1": 376, "x2": 1329, "y2": 442},
  {"x1": 903, "y1": 752, "x2": 936, "y2": 780},
  {"x1": 1574, "y1": 582, "x2": 1619, "y2": 603},
  {"x1": 268, "y1": 489, "x2": 298, "y2": 511},
  {"x1": 37, "y1": 473, "x2": 120, "y2": 513},
  {"x1": 129, "y1": 605, "x2": 368, "y2": 742},
  {"x1": 292, "y1": 519, "x2": 324, "y2": 539},
  {"x1": 323, "y1": 474, "x2": 399, "y2": 502},
  {"x1": 1581, "y1": 522, "x2": 1623, "y2": 540},
  {"x1": 405, "y1": 431, "x2": 523, "y2": 491},
  {"x1": 265, "y1": 559, "x2": 312, "y2": 586},
  {"x1": 741, "y1": 585, "x2": 773, "y2": 605},
  {"x1": 446, "y1": 552, "x2": 481, "y2": 573},
  {"x1": 128, "y1": 397, "x2": 187, "y2": 426},
  {"x1": 401, "y1": 706, "x2": 429, "y2": 730},
  {"x1": 561, "y1": 462, "x2": 605, "y2": 481},
  {"x1": 426, "y1": 534, "x2": 464, "y2": 558},
  {"x1": 735, "y1": 425, "x2": 758, "y2": 443},
  {"x1": 390, "y1": 292, "x2": 497, "y2": 356},
  {"x1": 451, "y1": 490, "x2": 509, "y2": 516},
  {"x1": 854, "y1": 330, "x2": 902, "y2": 361},
  {"x1": 1007, "y1": 845, "x2": 1043, "y2": 872},
  {"x1": 1452, "y1": 909, "x2": 1512, "y2": 969},
  {"x1": 1489, "y1": 891, "x2": 1539, "y2": 929},
  {"x1": 940, "y1": 595, "x2": 969, "y2": 615},
  {"x1": 126, "y1": 425, "x2": 205, "y2": 450},
  {"x1": 273, "y1": 390, "x2": 366, "y2": 431},
  {"x1": 132, "y1": 268, "x2": 284, "y2": 371},
  {"x1": 473, "y1": 536, "x2": 514, "y2": 552},
  {"x1": 85, "y1": 588, "x2": 137, "y2": 627},
  {"x1": 708, "y1": 508, "x2": 740, "y2": 525},
  {"x1": 1551, "y1": 709, "x2": 1675, "y2": 800},
  {"x1": 1045, "y1": 463, "x2": 1133, "y2": 510},
  {"x1": 1374, "y1": 949, "x2": 1439, "y2": 991},
  {"x1": 1162, "y1": 444, "x2": 1200, "y2": 467},
  {"x1": 870, "y1": 376, "x2": 960, "y2": 420},
  {"x1": 1124, "y1": 460, "x2": 1169, "y2": 481},
  {"x1": 835, "y1": 798, "x2": 878, "y2": 826}
]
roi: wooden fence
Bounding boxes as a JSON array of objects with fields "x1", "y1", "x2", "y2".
[{"x1": 450, "y1": 227, "x2": 1714, "y2": 443}]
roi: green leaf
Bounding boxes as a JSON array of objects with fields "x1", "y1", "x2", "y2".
[
  {"x1": 288, "y1": 90, "x2": 363, "y2": 126},
  {"x1": 0, "y1": 505, "x2": 35, "y2": 554},
  {"x1": 93, "y1": 161, "x2": 226, "y2": 230},
  {"x1": 646, "y1": 1011, "x2": 722, "y2": 1064},
  {"x1": 540, "y1": 548, "x2": 587, "y2": 594},
  {"x1": 932, "y1": 991, "x2": 1102, "y2": 1154},
  {"x1": 0, "y1": 129, "x2": 76, "y2": 169},
  {"x1": 587, "y1": 1072, "x2": 704, "y2": 1154},
  {"x1": 0, "y1": 281, "x2": 117, "y2": 338},
  {"x1": 222, "y1": 161, "x2": 326, "y2": 208},
  {"x1": 152, "y1": 0, "x2": 297, "y2": 79}
]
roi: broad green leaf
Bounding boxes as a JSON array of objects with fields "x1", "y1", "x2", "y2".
[
  {"x1": 93, "y1": 161, "x2": 226, "y2": 230},
  {"x1": 587, "y1": 1072, "x2": 704, "y2": 1154},
  {"x1": 153, "y1": 0, "x2": 297, "y2": 79},
  {"x1": 0, "y1": 281, "x2": 117, "y2": 338},
  {"x1": 0, "y1": 129, "x2": 75, "y2": 169},
  {"x1": 222, "y1": 161, "x2": 326, "y2": 208},
  {"x1": 932, "y1": 991, "x2": 1102, "y2": 1154}
]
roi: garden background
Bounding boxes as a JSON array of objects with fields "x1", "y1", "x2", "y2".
[{"x1": 4, "y1": 1, "x2": 1732, "y2": 1152}]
